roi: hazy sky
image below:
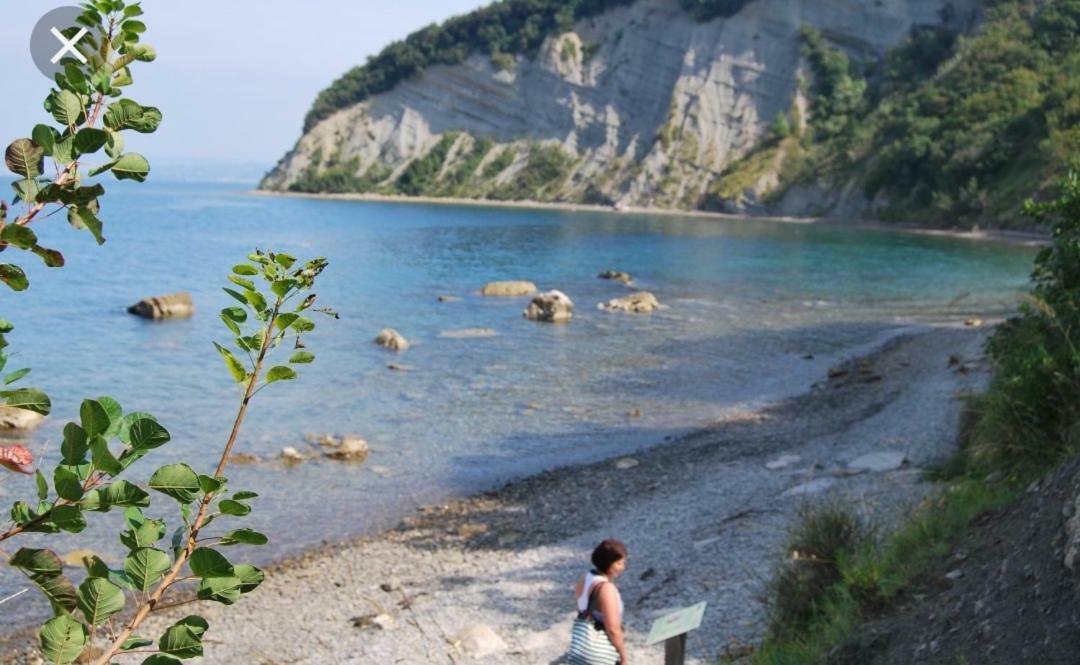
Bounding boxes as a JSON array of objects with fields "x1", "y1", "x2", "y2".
[{"x1": 0, "y1": 1, "x2": 489, "y2": 167}]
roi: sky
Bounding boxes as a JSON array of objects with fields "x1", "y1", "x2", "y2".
[{"x1": 0, "y1": 1, "x2": 489, "y2": 169}]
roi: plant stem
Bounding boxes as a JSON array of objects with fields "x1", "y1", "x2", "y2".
[{"x1": 92, "y1": 298, "x2": 283, "y2": 665}]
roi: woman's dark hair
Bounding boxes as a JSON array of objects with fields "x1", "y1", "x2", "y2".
[{"x1": 591, "y1": 538, "x2": 628, "y2": 574}]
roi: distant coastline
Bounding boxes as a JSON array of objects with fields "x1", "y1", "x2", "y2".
[{"x1": 250, "y1": 189, "x2": 1050, "y2": 248}]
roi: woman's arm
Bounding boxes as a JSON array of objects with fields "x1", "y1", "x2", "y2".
[{"x1": 596, "y1": 583, "x2": 628, "y2": 664}]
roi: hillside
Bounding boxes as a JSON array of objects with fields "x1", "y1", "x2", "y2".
[{"x1": 261, "y1": 0, "x2": 1078, "y2": 228}]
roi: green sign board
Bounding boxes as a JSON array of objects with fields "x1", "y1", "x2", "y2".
[{"x1": 645, "y1": 602, "x2": 707, "y2": 645}]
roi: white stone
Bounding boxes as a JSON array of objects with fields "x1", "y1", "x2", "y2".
[
  {"x1": 781, "y1": 478, "x2": 835, "y2": 497},
  {"x1": 599, "y1": 291, "x2": 663, "y2": 313},
  {"x1": 280, "y1": 446, "x2": 305, "y2": 462},
  {"x1": 374, "y1": 328, "x2": 410, "y2": 352},
  {"x1": 0, "y1": 406, "x2": 44, "y2": 431},
  {"x1": 480, "y1": 281, "x2": 537, "y2": 297},
  {"x1": 453, "y1": 624, "x2": 508, "y2": 658},
  {"x1": 765, "y1": 454, "x2": 801, "y2": 470},
  {"x1": 614, "y1": 457, "x2": 639, "y2": 470},
  {"x1": 523, "y1": 290, "x2": 574, "y2": 323},
  {"x1": 849, "y1": 451, "x2": 907, "y2": 472},
  {"x1": 324, "y1": 436, "x2": 369, "y2": 461}
]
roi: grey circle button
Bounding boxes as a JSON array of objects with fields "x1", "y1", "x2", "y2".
[{"x1": 30, "y1": 6, "x2": 90, "y2": 80}]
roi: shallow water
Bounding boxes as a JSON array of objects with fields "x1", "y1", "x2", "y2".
[{"x1": 0, "y1": 176, "x2": 1036, "y2": 625}]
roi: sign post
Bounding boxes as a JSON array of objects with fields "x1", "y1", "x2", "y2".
[{"x1": 645, "y1": 602, "x2": 706, "y2": 665}]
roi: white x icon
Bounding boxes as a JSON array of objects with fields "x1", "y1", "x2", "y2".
[{"x1": 49, "y1": 26, "x2": 88, "y2": 64}]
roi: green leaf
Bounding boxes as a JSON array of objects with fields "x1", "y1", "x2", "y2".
[
  {"x1": 33, "y1": 572, "x2": 79, "y2": 614},
  {"x1": 123, "y1": 5, "x2": 144, "y2": 17},
  {"x1": 141, "y1": 655, "x2": 183, "y2": 665},
  {"x1": 90, "y1": 152, "x2": 150, "y2": 182},
  {"x1": 232, "y1": 491, "x2": 258, "y2": 500},
  {"x1": 0, "y1": 224, "x2": 37, "y2": 250},
  {"x1": 97, "y1": 396, "x2": 123, "y2": 437},
  {"x1": 68, "y1": 206, "x2": 105, "y2": 245},
  {"x1": 52, "y1": 134, "x2": 76, "y2": 165},
  {"x1": 158, "y1": 615, "x2": 208, "y2": 659},
  {"x1": 123, "y1": 547, "x2": 170, "y2": 592},
  {"x1": 52, "y1": 505, "x2": 87, "y2": 533},
  {"x1": 220, "y1": 528, "x2": 268, "y2": 546},
  {"x1": 198, "y1": 474, "x2": 224, "y2": 493},
  {"x1": 122, "y1": 636, "x2": 153, "y2": 650},
  {"x1": 265, "y1": 366, "x2": 297, "y2": 384},
  {"x1": 104, "y1": 128, "x2": 125, "y2": 158},
  {"x1": 234, "y1": 563, "x2": 265, "y2": 593},
  {"x1": 274, "y1": 253, "x2": 297, "y2": 269},
  {"x1": 11, "y1": 178, "x2": 42, "y2": 204},
  {"x1": 5, "y1": 139, "x2": 45, "y2": 177},
  {"x1": 31, "y1": 245, "x2": 65, "y2": 268},
  {"x1": 288, "y1": 351, "x2": 315, "y2": 364},
  {"x1": 84, "y1": 555, "x2": 137, "y2": 590},
  {"x1": 227, "y1": 275, "x2": 255, "y2": 291},
  {"x1": 148, "y1": 463, "x2": 200, "y2": 503},
  {"x1": 73, "y1": 128, "x2": 109, "y2": 155},
  {"x1": 271, "y1": 278, "x2": 298, "y2": 298},
  {"x1": 217, "y1": 499, "x2": 251, "y2": 516},
  {"x1": 0, "y1": 387, "x2": 50, "y2": 414},
  {"x1": 62, "y1": 63, "x2": 90, "y2": 95},
  {"x1": 4, "y1": 367, "x2": 31, "y2": 385},
  {"x1": 275, "y1": 312, "x2": 299, "y2": 330},
  {"x1": 0, "y1": 264, "x2": 29, "y2": 291},
  {"x1": 39, "y1": 614, "x2": 87, "y2": 664},
  {"x1": 76, "y1": 577, "x2": 124, "y2": 625},
  {"x1": 129, "y1": 43, "x2": 157, "y2": 62},
  {"x1": 222, "y1": 287, "x2": 248, "y2": 305},
  {"x1": 231, "y1": 264, "x2": 258, "y2": 276},
  {"x1": 102, "y1": 99, "x2": 161, "y2": 133},
  {"x1": 61, "y1": 423, "x2": 88, "y2": 464},
  {"x1": 54, "y1": 465, "x2": 84, "y2": 501},
  {"x1": 79, "y1": 399, "x2": 110, "y2": 437},
  {"x1": 120, "y1": 518, "x2": 164, "y2": 549},
  {"x1": 45, "y1": 89, "x2": 85, "y2": 126},
  {"x1": 245, "y1": 289, "x2": 267, "y2": 312},
  {"x1": 81, "y1": 480, "x2": 150, "y2": 511},
  {"x1": 32, "y1": 125, "x2": 57, "y2": 155},
  {"x1": 10, "y1": 501, "x2": 33, "y2": 525},
  {"x1": 122, "y1": 19, "x2": 147, "y2": 33},
  {"x1": 89, "y1": 435, "x2": 122, "y2": 476},
  {"x1": 127, "y1": 417, "x2": 170, "y2": 452},
  {"x1": 10, "y1": 548, "x2": 63, "y2": 576},
  {"x1": 291, "y1": 316, "x2": 316, "y2": 333},
  {"x1": 34, "y1": 469, "x2": 48, "y2": 500},
  {"x1": 213, "y1": 342, "x2": 248, "y2": 383},
  {"x1": 118, "y1": 411, "x2": 157, "y2": 445},
  {"x1": 189, "y1": 547, "x2": 233, "y2": 577},
  {"x1": 196, "y1": 575, "x2": 242, "y2": 605},
  {"x1": 221, "y1": 306, "x2": 247, "y2": 323}
]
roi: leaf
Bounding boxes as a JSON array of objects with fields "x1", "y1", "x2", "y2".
[
  {"x1": 52, "y1": 505, "x2": 87, "y2": 533},
  {"x1": 289, "y1": 351, "x2": 315, "y2": 364},
  {"x1": 234, "y1": 564, "x2": 265, "y2": 593},
  {"x1": 121, "y1": 636, "x2": 153, "y2": 650},
  {"x1": 221, "y1": 306, "x2": 247, "y2": 323},
  {"x1": 78, "y1": 399, "x2": 109, "y2": 437},
  {"x1": 217, "y1": 499, "x2": 251, "y2": 516},
  {"x1": 245, "y1": 289, "x2": 267, "y2": 312},
  {"x1": 198, "y1": 474, "x2": 224, "y2": 493},
  {"x1": 118, "y1": 411, "x2": 157, "y2": 444},
  {"x1": 120, "y1": 518, "x2": 164, "y2": 549},
  {"x1": 34, "y1": 469, "x2": 48, "y2": 500},
  {"x1": 123, "y1": 5, "x2": 144, "y2": 17},
  {"x1": 141, "y1": 655, "x2": 183, "y2": 665},
  {"x1": 102, "y1": 99, "x2": 161, "y2": 133},
  {"x1": 271, "y1": 278, "x2": 298, "y2": 298},
  {"x1": 122, "y1": 19, "x2": 147, "y2": 33},
  {"x1": 61, "y1": 423, "x2": 88, "y2": 464},
  {"x1": 11, "y1": 178, "x2": 42, "y2": 204},
  {"x1": 76, "y1": 577, "x2": 124, "y2": 625},
  {"x1": 81, "y1": 480, "x2": 150, "y2": 511},
  {"x1": 10, "y1": 548, "x2": 63, "y2": 576},
  {"x1": 196, "y1": 575, "x2": 242, "y2": 605},
  {"x1": 265, "y1": 366, "x2": 297, "y2": 384},
  {"x1": 68, "y1": 206, "x2": 105, "y2": 245},
  {"x1": 291, "y1": 316, "x2": 316, "y2": 333},
  {"x1": 96, "y1": 395, "x2": 123, "y2": 437},
  {"x1": 89, "y1": 435, "x2": 122, "y2": 476},
  {"x1": 32, "y1": 125, "x2": 57, "y2": 155},
  {"x1": 148, "y1": 463, "x2": 200, "y2": 503},
  {"x1": 30, "y1": 245, "x2": 65, "y2": 268},
  {"x1": 45, "y1": 89, "x2": 85, "y2": 127},
  {"x1": 228, "y1": 274, "x2": 255, "y2": 291},
  {"x1": 127, "y1": 417, "x2": 170, "y2": 452},
  {"x1": 123, "y1": 547, "x2": 170, "y2": 591},
  {"x1": 90, "y1": 152, "x2": 150, "y2": 182},
  {"x1": 0, "y1": 224, "x2": 37, "y2": 250},
  {"x1": 231, "y1": 264, "x2": 258, "y2": 276},
  {"x1": 213, "y1": 342, "x2": 248, "y2": 383},
  {"x1": 52, "y1": 134, "x2": 76, "y2": 165},
  {"x1": 220, "y1": 528, "x2": 268, "y2": 546},
  {"x1": 5, "y1": 139, "x2": 45, "y2": 177},
  {"x1": 39, "y1": 614, "x2": 87, "y2": 664},
  {"x1": 189, "y1": 547, "x2": 233, "y2": 577},
  {"x1": 0, "y1": 387, "x2": 50, "y2": 414},
  {"x1": 274, "y1": 253, "x2": 296, "y2": 269},
  {"x1": 0, "y1": 264, "x2": 29, "y2": 291},
  {"x1": 73, "y1": 128, "x2": 108, "y2": 155},
  {"x1": 232, "y1": 490, "x2": 258, "y2": 500},
  {"x1": 53, "y1": 465, "x2": 84, "y2": 501},
  {"x1": 222, "y1": 287, "x2": 248, "y2": 305},
  {"x1": 33, "y1": 571, "x2": 79, "y2": 614},
  {"x1": 104, "y1": 128, "x2": 124, "y2": 158},
  {"x1": 158, "y1": 615, "x2": 208, "y2": 659}
]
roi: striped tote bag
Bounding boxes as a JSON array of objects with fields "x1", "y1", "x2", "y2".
[{"x1": 566, "y1": 583, "x2": 619, "y2": 665}]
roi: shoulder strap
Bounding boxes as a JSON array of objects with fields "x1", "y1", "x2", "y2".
[{"x1": 586, "y1": 581, "x2": 606, "y2": 613}]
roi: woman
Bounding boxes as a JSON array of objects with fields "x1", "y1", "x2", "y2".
[{"x1": 567, "y1": 538, "x2": 629, "y2": 665}]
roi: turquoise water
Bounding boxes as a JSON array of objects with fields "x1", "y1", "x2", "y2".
[{"x1": 0, "y1": 176, "x2": 1036, "y2": 622}]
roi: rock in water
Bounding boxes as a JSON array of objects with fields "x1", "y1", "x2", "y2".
[
  {"x1": 439, "y1": 328, "x2": 498, "y2": 339},
  {"x1": 523, "y1": 290, "x2": 574, "y2": 323},
  {"x1": 598, "y1": 269, "x2": 633, "y2": 284},
  {"x1": 0, "y1": 406, "x2": 44, "y2": 431},
  {"x1": 324, "y1": 436, "x2": 370, "y2": 461},
  {"x1": 127, "y1": 292, "x2": 194, "y2": 319},
  {"x1": 280, "y1": 446, "x2": 305, "y2": 463},
  {"x1": 374, "y1": 328, "x2": 410, "y2": 351},
  {"x1": 480, "y1": 280, "x2": 537, "y2": 297},
  {"x1": 599, "y1": 291, "x2": 662, "y2": 313},
  {"x1": 453, "y1": 624, "x2": 508, "y2": 658}
]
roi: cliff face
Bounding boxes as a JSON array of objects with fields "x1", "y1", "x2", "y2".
[{"x1": 261, "y1": 0, "x2": 978, "y2": 216}]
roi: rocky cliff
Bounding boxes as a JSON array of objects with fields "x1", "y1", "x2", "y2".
[{"x1": 261, "y1": 0, "x2": 979, "y2": 217}]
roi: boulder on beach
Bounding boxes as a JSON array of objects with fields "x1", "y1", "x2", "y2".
[
  {"x1": 127, "y1": 292, "x2": 194, "y2": 319},
  {"x1": 598, "y1": 269, "x2": 633, "y2": 284},
  {"x1": 323, "y1": 436, "x2": 370, "y2": 462},
  {"x1": 374, "y1": 328, "x2": 410, "y2": 352},
  {"x1": 453, "y1": 624, "x2": 508, "y2": 658},
  {"x1": 0, "y1": 405, "x2": 44, "y2": 431},
  {"x1": 599, "y1": 291, "x2": 663, "y2": 313},
  {"x1": 523, "y1": 290, "x2": 574, "y2": 323},
  {"x1": 480, "y1": 280, "x2": 537, "y2": 297}
]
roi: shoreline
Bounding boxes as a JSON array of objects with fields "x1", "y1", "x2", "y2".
[
  {"x1": 250, "y1": 189, "x2": 1050, "y2": 248},
  {"x1": 5, "y1": 322, "x2": 996, "y2": 663}
]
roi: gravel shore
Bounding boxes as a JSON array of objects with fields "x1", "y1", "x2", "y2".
[{"x1": 5, "y1": 324, "x2": 992, "y2": 664}]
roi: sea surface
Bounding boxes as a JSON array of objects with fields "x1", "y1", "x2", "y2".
[{"x1": 0, "y1": 173, "x2": 1037, "y2": 626}]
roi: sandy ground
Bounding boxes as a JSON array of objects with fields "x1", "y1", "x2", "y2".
[
  {"x1": 250, "y1": 190, "x2": 1049, "y2": 248},
  {"x1": 2, "y1": 324, "x2": 985, "y2": 665}
]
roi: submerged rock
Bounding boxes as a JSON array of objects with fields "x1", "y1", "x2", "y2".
[
  {"x1": 481, "y1": 280, "x2": 537, "y2": 297},
  {"x1": 598, "y1": 269, "x2": 633, "y2": 284},
  {"x1": 323, "y1": 436, "x2": 370, "y2": 462},
  {"x1": 127, "y1": 292, "x2": 194, "y2": 319},
  {"x1": 439, "y1": 328, "x2": 498, "y2": 339},
  {"x1": 523, "y1": 290, "x2": 574, "y2": 323},
  {"x1": 374, "y1": 328, "x2": 410, "y2": 352},
  {"x1": 280, "y1": 446, "x2": 305, "y2": 463},
  {"x1": 0, "y1": 406, "x2": 44, "y2": 431},
  {"x1": 599, "y1": 291, "x2": 663, "y2": 313}
]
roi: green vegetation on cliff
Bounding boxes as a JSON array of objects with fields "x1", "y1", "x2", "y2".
[{"x1": 785, "y1": 0, "x2": 1080, "y2": 227}]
